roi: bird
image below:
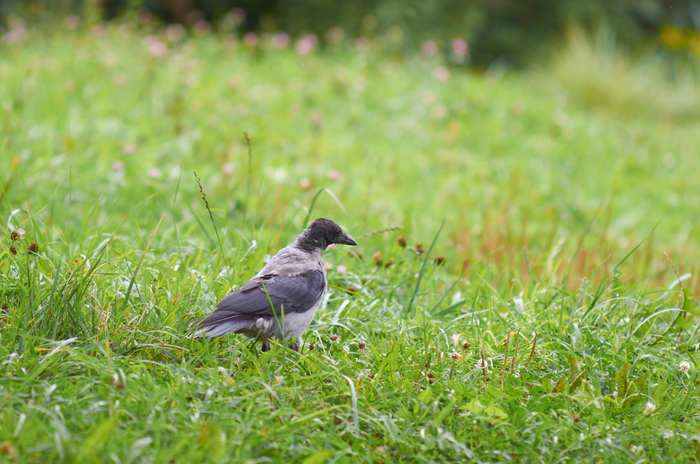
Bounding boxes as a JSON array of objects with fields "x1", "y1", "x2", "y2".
[{"x1": 192, "y1": 218, "x2": 357, "y2": 351}]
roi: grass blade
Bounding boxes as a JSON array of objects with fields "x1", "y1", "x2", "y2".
[{"x1": 405, "y1": 219, "x2": 444, "y2": 316}]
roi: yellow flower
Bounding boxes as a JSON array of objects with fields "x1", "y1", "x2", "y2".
[{"x1": 660, "y1": 25, "x2": 684, "y2": 49}]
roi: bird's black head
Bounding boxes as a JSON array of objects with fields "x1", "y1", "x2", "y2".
[{"x1": 296, "y1": 218, "x2": 357, "y2": 252}]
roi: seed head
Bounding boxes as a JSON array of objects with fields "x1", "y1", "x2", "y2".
[
  {"x1": 679, "y1": 361, "x2": 690, "y2": 374},
  {"x1": 415, "y1": 243, "x2": 424, "y2": 255},
  {"x1": 28, "y1": 243, "x2": 39, "y2": 254},
  {"x1": 372, "y1": 251, "x2": 383, "y2": 266},
  {"x1": 397, "y1": 235, "x2": 406, "y2": 248},
  {"x1": 9, "y1": 245, "x2": 17, "y2": 255},
  {"x1": 357, "y1": 341, "x2": 366, "y2": 350},
  {"x1": 643, "y1": 402, "x2": 656, "y2": 416}
]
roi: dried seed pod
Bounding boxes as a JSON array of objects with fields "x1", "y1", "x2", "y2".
[
  {"x1": 415, "y1": 243, "x2": 424, "y2": 255},
  {"x1": 28, "y1": 243, "x2": 39, "y2": 254},
  {"x1": 434, "y1": 256, "x2": 446, "y2": 266},
  {"x1": 372, "y1": 251, "x2": 382, "y2": 266},
  {"x1": 397, "y1": 235, "x2": 407, "y2": 248},
  {"x1": 10, "y1": 228, "x2": 25, "y2": 241},
  {"x1": 384, "y1": 258, "x2": 394, "y2": 268}
]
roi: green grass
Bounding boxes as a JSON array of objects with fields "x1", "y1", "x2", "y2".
[{"x1": 1, "y1": 21, "x2": 699, "y2": 463}]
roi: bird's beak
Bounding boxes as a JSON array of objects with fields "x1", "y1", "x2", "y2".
[{"x1": 336, "y1": 233, "x2": 357, "y2": 246}]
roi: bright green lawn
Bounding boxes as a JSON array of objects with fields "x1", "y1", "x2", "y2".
[{"x1": 0, "y1": 22, "x2": 699, "y2": 463}]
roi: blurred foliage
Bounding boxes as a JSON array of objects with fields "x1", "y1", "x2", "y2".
[{"x1": 2, "y1": 0, "x2": 699, "y2": 65}]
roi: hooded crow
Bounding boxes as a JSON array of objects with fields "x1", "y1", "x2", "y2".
[{"x1": 193, "y1": 218, "x2": 357, "y2": 351}]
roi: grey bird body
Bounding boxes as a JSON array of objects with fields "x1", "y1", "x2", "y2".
[{"x1": 193, "y1": 218, "x2": 356, "y2": 350}]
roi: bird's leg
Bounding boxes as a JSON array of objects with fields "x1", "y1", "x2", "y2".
[
  {"x1": 289, "y1": 336, "x2": 302, "y2": 352},
  {"x1": 261, "y1": 340, "x2": 271, "y2": 352}
]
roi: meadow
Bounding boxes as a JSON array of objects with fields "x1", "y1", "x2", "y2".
[{"x1": 0, "y1": 20, "x2": 699, "y2": 463}]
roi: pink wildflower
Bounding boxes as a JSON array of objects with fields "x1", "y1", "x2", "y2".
[
  {"x1": 434, "y1": 66, "x2": 450, "y2": 81},
  {"x1": 296, "y1": 34, "x2": 318, "y2": 55},
  {"x1": 166, "y1": 24, "x2": 185, "y2": 42},
  {"x1": 244, "y1": 32, "x2": 258, "y2": 47},
  {"x1": 145, "y1": 36, "x2": 167, "y2": 57},
  {"x1": 194, "y1": 21, "x2": 211, "y2": 36},
  {"x1": 433, "y1": 104, "x2": 447, "y2": 119},
  {"x1": 11, "y1": 228, "x2": 25, "y2": 241},
  {"x1": 354, "y1": 37, "x2": 370, "y2": 51},
  {"x1": 271, "y1": 33, "x2": 290, "y2": 49},
  {"x1": 65, "y1": 16, "x2": 79, "y2": 29},
  {"x1": 422, "y1": 40, "x2": 438, "y2": 55},
  {"x1": 451, "y1": 38, "x2": 468, "y2": 58},
  {"x1": 3, "y1": 18, "x2": 27, "y2": 43}
]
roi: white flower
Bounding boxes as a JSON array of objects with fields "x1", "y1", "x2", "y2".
[
  {"x1": 643, "y1": 401, "x2": 656, "y2": 415},
  {"x1": 679, "y1": 361, "x2": 690, "y2": 374},
  {"x1": 476, "y1": 358, "x2": 488, "y2": 370},
  {"x1": 630, "y1": 445, "x2": 642, "y2": 455},
  {"x1": 451, "y1": 334, "x2": 461, "y2": 347},
  {"x1": 513, "y1": 292, "x2": 524, "y2": 312}
]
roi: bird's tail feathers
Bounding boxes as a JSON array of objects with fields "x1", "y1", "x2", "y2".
[{"x1": 190, "y1": 313, "x2": 251, "y2": 338}]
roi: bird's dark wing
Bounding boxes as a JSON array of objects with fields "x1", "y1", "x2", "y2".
[
  {"x1": 218, "y1": 270, "x2": 325, "y2": 316},
  {"x1": 193, "y1": 270, "x2": 325, "y2": 333}
]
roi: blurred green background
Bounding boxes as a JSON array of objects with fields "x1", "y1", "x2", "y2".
[{"x1": 3, "y1": 0, "x2": 699, "y2": 65}]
